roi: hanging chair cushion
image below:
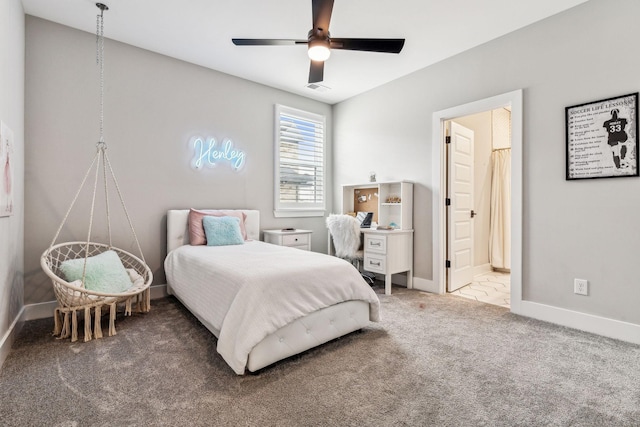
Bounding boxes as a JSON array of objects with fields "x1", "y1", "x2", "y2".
[
  {"x1": 203, "y1": 216, "x2": 244, "y2": 246},
  {"x1": 60, "y1": 250, "x2": 133, "y2": 293},
  {"x1": 126, "y1": 268, "x2": 144, "y2": 287}
]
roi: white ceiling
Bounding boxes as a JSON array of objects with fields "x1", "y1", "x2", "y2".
[{"x1": 21, "y1": 0, "x2": 588, "y2": 104}]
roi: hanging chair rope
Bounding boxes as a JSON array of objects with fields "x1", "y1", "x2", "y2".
[
  {"x1": 50, "y1": 6, "x2": 107, "y2": 251},
  {"x1": 47, "y1": 2, "x2": 146, "y2": 267},
  {"x1": 102, "y1": 144, "x2": 112, "y2": 248},
  {"x1": 47, "y1": 150, "x2": 100, "y2": 249},
  {"x1": 80, "y1": 148, "x2": 103, "y2": 280},
  {"x1": 42, "y1": 3, "x2": 152, "y2": 343},
  {"x1": 104, "y1": 151, "x2": 146, "y2": 264}
]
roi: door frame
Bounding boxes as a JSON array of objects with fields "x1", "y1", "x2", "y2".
[{"x1": 431, "y1": 89, "x2": 523, "y2": 314}]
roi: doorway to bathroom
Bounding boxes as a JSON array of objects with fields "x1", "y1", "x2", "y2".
[
  {"x1": 431, "y1": 89, "x2": 522, "y2": 313},
  {"x1": 446, "y1": 109, "x2": 512, "y2": 308}
]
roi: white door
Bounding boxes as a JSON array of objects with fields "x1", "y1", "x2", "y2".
[{"x1": 447, "y1": 122, "x2": 475, "y2": 292}]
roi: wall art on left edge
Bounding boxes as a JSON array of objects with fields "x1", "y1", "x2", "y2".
[{"x1": 0, "y1": 121, "x2": 15, "y2": 217}]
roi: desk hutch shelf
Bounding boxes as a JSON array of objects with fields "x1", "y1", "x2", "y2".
[
  {"x1": 341, "y1": 181, "x2": 413, "y2": 229},
  {"x1": 339, "y1": 181, "x2": 414, "y2": 295}
]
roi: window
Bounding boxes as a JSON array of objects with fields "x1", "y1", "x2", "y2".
[{"x1": 274, "y1": 105, "x2": 326, "y2": 217}]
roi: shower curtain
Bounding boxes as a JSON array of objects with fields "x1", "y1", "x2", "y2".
[{"x1": 489, "y1": 148, "x2": 511, "y2": 270}]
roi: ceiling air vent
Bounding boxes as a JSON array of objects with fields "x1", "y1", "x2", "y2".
[{"x1": 305, "y1": 83, "x2": 330, "y2": 92}]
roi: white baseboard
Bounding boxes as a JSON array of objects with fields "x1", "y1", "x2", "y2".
[
  {"x1": 150, "y1": 284, "x2": 169, "y2": 299},
  {"x1": 371, "y1": 273, "x2": 436, "y2": 293},
  {"x1": 412, "y1": 277, "x2": 438, "y2": 294},
  {"x1": 0, "y1": 306, "x2": 25, "y2": 369},
  {"x1": 404, "y1": 277, "x2": 640, "y2": 345},
  {"x1": 22, "y1": 284, "x2": 169, "y2": 321},
  {"x1": 473, "y1": 263, "x2": 492, "y2": 277},
  {"x1": 23, "y1": 300, "x2": 58, "y2": 322},
  {"x1": 519, "y1": 300, "x2": 640, "y2": 345}
]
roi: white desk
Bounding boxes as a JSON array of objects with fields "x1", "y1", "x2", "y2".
[
  {"x1": 362, "y1": 229, "x2": 413, "y2": 295},
  {"x1": 328, "y1": 228, "x2": 413, "y2": 295}
]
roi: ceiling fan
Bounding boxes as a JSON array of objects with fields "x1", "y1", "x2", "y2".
[{"x1": 232, "y1": 0, "x2": 405, "y2": 84}]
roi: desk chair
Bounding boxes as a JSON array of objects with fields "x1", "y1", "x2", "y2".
[{"x1": 326, "y1": 214, "x2": 375, "y2": 284}]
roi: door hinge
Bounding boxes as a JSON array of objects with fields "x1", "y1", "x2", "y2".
[
  {"x1": 446, "y1": 260, "x2": 451, "y2": 268},
  {"x1": 445, "y1": 136, "x2": 451, "y2": 144},
  {"x1": 445, "y1": 198, "x2": 451, "y2": 206}
]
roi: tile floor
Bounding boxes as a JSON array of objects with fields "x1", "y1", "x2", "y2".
[{"x1": 450, "y1": 271, "x2": 510, "y2": 308}]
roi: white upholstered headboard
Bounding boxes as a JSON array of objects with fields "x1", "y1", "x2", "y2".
[{"x1": 166, "y1": 209, "x2": 261, "y2": 253}]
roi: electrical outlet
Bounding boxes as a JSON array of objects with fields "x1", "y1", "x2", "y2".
[{"x1": 574, "y1": 278, "x2": 588, "y2": 296}]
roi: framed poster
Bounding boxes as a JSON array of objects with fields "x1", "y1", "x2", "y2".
[
  {"x1": 0, "y1": 121, "x2": 14, "y2": 217},
  {"x1": 566, "y1": 92, "x2": 638, "y2": 180}
]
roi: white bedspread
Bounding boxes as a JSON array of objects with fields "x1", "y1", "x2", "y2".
[{"x1": 165, "y1": 241, "x2": 380, "y2": 374}]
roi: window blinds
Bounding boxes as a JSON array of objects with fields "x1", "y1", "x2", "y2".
[{"x1": 276, "y1": 107, "x2": 325, "y2": 209}]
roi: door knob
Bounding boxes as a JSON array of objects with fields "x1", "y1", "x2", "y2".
[{"x1": 470, "y1": 210, "x2": 477, "y2": 218}]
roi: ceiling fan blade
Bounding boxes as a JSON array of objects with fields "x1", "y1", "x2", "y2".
[
  {"x1": 309, "y1": 60, "x2": 324, "y2": 83},
  {"x1": 312, "y1": 0, "x2": 334, "y2": 32},
  {"x1": 330, "y1": 38, "x2": 405, "y2": 53},
  {"x1": 232, "y1": 39, "x2": 307, "y2": 46}
]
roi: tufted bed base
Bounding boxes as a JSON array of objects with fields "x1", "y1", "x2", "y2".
[
  {"x1": 247, "y1": 299, "x2": 369, "y2": 372},
  {"x1": 165, "y1": 209, "x2": 371, "y2": 373}
]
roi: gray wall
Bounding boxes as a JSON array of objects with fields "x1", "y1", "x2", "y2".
[
  {"x1": 0, "y1": 0, "x2": 25, "y2": 363},
  {"x1": 334, "y1": 0, "x2": 640, "y2": 325},
  {"x1": 18, "y1": 0, "x2": 640, "y2": 334},
  {"x1": 24, "y1": 17, "x2": 333, "y2": 305}
]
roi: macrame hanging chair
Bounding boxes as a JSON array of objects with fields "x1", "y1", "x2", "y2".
[{"x1": 40, "y1": 3, "x2": 152, "y2": 342}]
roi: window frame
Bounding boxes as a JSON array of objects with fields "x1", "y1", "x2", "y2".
[{"x1": 274, "y1": 104, "x2": 326, "y2": 218}]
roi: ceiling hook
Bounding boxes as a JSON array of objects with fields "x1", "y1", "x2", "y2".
[{"x1": 96, "y1": 3, "x2": 109, "y2": 16}]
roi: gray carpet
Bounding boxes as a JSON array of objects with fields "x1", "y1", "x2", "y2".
[{"x1": 1, "y1": 284, "x2": 640, "y2": 426}]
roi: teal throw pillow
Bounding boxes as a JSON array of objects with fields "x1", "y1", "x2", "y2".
[
  {"x1": 60, "y1": 250, "x2": 132, "y2": 293},
  {"x1": 203, "y1": 215, "x2": 244, "y2": 246}
]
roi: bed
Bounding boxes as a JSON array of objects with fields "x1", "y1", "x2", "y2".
[{"x1": 164, "y1": 209, "x2": 380, "y2": 374}]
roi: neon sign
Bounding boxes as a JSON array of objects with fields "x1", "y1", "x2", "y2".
[{"x1": 191, "y1": 137, "x2": 246, "y2": 170}]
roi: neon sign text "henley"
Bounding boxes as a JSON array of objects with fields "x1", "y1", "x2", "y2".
[{"x1": 191, "y1": 137, "x2": 246, "y2": 170}]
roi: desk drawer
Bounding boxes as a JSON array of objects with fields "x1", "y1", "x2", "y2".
[
  {"x1": 365, "y1": 235, "x2": 386, "y2": 254},
  {"x1": 364, "y1": 255, "x2": 385, "y2": 273},
  {"x1": 282, "y1": 234, "x2": 309, "y2": 246}
]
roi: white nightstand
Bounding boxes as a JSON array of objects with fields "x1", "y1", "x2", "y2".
[{"x1": 263, "y1": 229, "x2": 312, "y2": 251}]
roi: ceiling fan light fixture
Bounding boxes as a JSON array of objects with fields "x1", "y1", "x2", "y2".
[
  {"x1": 232, "y1": 0, "x2": 405, "y2": 82},
  {"x1": 308, "y1": 40, "x2": 331, "y2": 61}
]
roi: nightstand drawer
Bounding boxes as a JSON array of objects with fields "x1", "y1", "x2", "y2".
[
  {"x1": 365, "y1": 235, "x2": 386, "y2": 254},
  {"x1": 282, "y1": 234, "x2": 309, "y2": 246},
  {"x1": 364, "y1": 255, "x2": 385, "y2": 273}
]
